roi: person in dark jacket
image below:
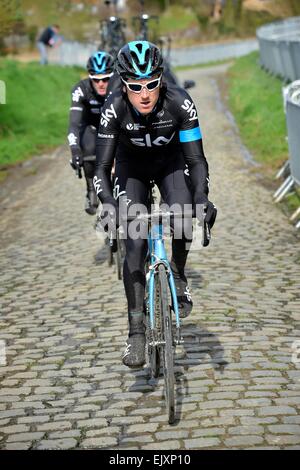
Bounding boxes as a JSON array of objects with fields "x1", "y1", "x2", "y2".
[{"x1": 37, "y1": 25, "x2": 61, "y2": 65}]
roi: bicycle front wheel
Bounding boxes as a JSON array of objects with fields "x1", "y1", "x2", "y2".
[{"x1": 157, "y1": 264, "x2": 175, "y2": 424}]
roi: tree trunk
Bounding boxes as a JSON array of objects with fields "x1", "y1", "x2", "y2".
[{"x1": 212, "y1": 0, "x2": 222, "y2": 21}]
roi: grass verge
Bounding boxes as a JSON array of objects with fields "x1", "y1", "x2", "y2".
[
  {"x1": 226, "y1": 50, "x2": 299, "y2": 216},
  {"x1": 0, "y1": 59, "x2": 84, "y2": 167},
  {"x1": 174, "y1": 58, "x2": 233, "y2": 72}
]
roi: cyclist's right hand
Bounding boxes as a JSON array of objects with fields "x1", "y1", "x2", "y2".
[
  {"x1": 99, "y1": 200, "x2": 119, "y2": 233},
  {"x1": 71, "y1": 153, "x2": 83, "y2": 170}
]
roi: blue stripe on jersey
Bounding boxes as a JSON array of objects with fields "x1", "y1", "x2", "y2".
[{"x1": 179, "y1": 126, "x2": 202, "y2": 143}]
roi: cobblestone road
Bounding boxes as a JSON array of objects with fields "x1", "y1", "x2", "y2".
[{"x1": 1, "y1": 65, "x2": 300, "y2": 450}]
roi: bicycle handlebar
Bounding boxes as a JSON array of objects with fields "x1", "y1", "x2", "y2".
[{"x1": 120, "y1": 208, "x2": 211, "y2": 247}]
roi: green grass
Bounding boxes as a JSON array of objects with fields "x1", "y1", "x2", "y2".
[
  {"x1": 227, "y1": 50, "x2": 300, "y2": 217},
  {"x1": 0, "y1": 60, "x2": 84, "y2": 166},
  {"x1": 174, "y1": 58, "x2": 233, "y2": 72},
  {"x1": 227, "y1": 51, "x2": 288, "y2": 170}
]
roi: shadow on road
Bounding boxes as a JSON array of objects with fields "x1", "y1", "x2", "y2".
[
  {"x1": 94, "y1": 245, "x2": 109, "y2": 266},
  {"x1": 126, "y1": 265, "x2": 229, "y2": 424},
  {"x1": 126, "y1": 320, "x2": 228, "y2": 425},
  {"x1": 174, "y1": 322, "x2": 228, "y2": 424}
]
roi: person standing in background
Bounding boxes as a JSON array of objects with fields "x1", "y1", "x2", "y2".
[{"x1": 37, "y1": 25, "x2": 61, "y2": 65}]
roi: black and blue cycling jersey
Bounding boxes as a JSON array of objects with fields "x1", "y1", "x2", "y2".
[
  {"x1": 94, "y1": 79, "x2": 211, "y2": 319},
  {"x1": 67, "y1": 78, "x2": 108, "y2": 159},
  {"x1": 94, "y1": 81, "x2": 209, "y2": 205}
]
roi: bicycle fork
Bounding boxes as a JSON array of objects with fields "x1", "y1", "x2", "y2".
[{"x1": 147, "y1": 259, "x2": 183, "y2": 347}]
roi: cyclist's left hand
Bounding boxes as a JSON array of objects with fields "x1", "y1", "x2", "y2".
[
  {"x1": 195, "y1": 195, "x2": 217, "y2": 229},
  {"x1": 204, "y1": 200, "x2": 217, "y2": 229}
]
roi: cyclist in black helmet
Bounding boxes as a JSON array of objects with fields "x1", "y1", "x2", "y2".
[
  {"x1": 68, "y1": 51, "x2": 114, "y2": 215},
  {"x1": 94, "y1": 41, "x2": 217, "y2": 367}
]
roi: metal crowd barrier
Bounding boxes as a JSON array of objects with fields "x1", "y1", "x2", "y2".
[
  {"x1": 273, "y1": 81, "x2": 300, "y2": 228},
  {"x1": 258, "y1": 18, "x2": 300, "y2": 227},
  {"x1": 48, "y1": 41, "x2": 98, "y2": 67},
  {"x1": 48, "y1": 38, "x2": 260, "y2": 68},
  {"x1": 257, "y1": 17, "x2": 300, "y2": 82}
]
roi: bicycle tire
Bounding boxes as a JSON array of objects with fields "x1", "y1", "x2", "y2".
[
  {"x1": 157, "y1": 264, "x2": 175, "y2": 424},
  {"x1": 148, "y1": 314, "x2": 160, "y2": 379},
  {"x1": 146, "y1": 319, "x2": 160, "y2": 379}
]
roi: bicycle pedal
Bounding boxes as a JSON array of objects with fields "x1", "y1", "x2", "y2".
[{"x1": 175, "y1": 337, "x2": 184, "y2": 345}]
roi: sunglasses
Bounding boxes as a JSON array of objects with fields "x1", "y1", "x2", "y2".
[
  {"x1": 122, "y1": 76, "x2": 161, "y2": 93},
  {"x1": 89, "y1": 72, "x2": 113, "y2": 83},
  {"x1": 92, "y1": 76, "x2": 111, "y2": 83}
]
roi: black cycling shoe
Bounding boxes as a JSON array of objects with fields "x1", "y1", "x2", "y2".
[
  {"x1": 172, "y1": 273, "x2": 193, "y2": 318},
  {"x1": 85, "y1": 191, "x2": 98, "y2": 215},
  {"x1": 122, "y1": 333, "x2": 146, "y2": 368}
]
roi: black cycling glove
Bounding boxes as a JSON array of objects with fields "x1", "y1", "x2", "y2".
[
  {"x1": 71, "y1": 153, "x2": 83, "y2": 170},
  {"x1": 100, "y1": 200, "x2": 119, "y2": 233},
  {"x1": 195, "y1": 194, "x2": 217, "y2": 229}
]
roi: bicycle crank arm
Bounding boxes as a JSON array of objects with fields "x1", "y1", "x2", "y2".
[
  {"x1": 149, "y1": 340, "x2": 166, "y2": 347},
  {"x1": 175, "y1": 337, "x2": 184, "y2": 345},
  {"x1": 175, "y1": 329, "x2": 184, "y2": 345}
]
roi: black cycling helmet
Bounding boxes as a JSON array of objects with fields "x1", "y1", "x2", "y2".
[
  {"x1": 87, "y1": 51, "x2": 114, "y2": 77},
  {"x1": 116, "y1": 41, "x2": 163, "y2": 80}
]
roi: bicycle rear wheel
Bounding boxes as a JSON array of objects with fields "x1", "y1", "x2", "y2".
[{"x1": 157, "y1": 264, "x2": 175, "y2": 424}]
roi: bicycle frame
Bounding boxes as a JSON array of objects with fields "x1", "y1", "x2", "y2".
[{"x1": 147, "y1": 219, "x2": 181, "y2": 344}]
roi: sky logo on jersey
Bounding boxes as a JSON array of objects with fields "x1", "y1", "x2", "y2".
[
  {"x1": 68, "y1": 133, "x2": 77, "y2": 146},
  {"x1": 113, "y1": 177, "x2": 131, "y2": 205},
  {"x1": 181, "y1": 99, "x2": 198, "y2": 121},
  {"x1": 93, "y1": 176, "x2": 103, "y2": 195},
  {"x1": 131, "y1": 132, "x2": 175, "y2": 147},
  {"x1": 100, "y1": 104, "x2": 117, "y2": 127},
  {"x1": 72, "y1": 87, "x2": 84, "y2": 103},
  {"x1": 184, "y1": 164, "x2": 190, "y2": 176}
]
